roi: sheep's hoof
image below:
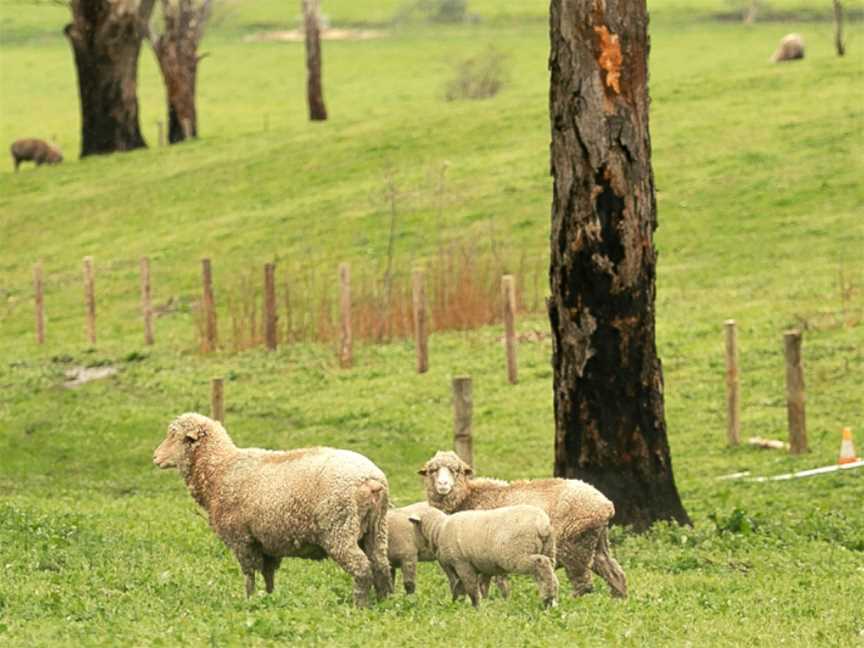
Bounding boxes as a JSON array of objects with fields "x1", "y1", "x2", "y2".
[
  {"x1": 544, "y1": 598, "x2": 559, "y2": 609},
  {"x1": 404, "y1": 582, "x2": 416, "y2": 595}
]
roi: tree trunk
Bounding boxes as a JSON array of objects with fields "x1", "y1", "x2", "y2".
[
  {"x1": 548, "y1": 0, "x2": 690, "y2": 531},
  {"x1": 152, "y1": 0, "x2": 211, "y2": 143},
  {"x1": 303, "y1": 0, "x2": 328, "y2": 121},
  {"x1": 833, "y1": 0, "x2": 846, "y2": 57},
  {"x1": 65, "y1": 0, "x2": 154, "y2": 157}
]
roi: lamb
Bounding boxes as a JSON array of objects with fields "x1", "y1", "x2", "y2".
[
  {"x1": 153, "y1": 413, "x2": 393, "y2": 607},
  {"x1": 408, "y1": 504, "x2": 559, "y2": 608},
  {"x1": 10, "y1": 138, "x2": 63, "y2": 171},
  {"x1": 771, "y1": 33, "x2": 805, "y2": 63},
  {"x1": 420, "y1": 450, "x2": 627, "y2": 598},
  {"x1": 387, "y1": 501, "x2": 511, "y2": 597}
]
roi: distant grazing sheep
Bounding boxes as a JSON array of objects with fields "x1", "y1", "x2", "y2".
[
  {"x1": 153, "y1": 413, "x2": 393, "y2": 607},
  {"x1": 420, "y1": 450, "x2": 627, "y2": 598},
  {"x1": 771, "y1": 33, "x2": 805, "y2": 63},
  {"x1": 10, "y1": 138, "x2": 63, "y2": 171},
  {"x1": 409, "y1": 504, "x2": 559, "y2": 608},
  {"x1": 387, "y1": 501, "x2": 510, "y2": 597}
]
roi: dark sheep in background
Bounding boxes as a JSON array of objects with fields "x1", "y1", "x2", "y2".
[{"x1": 10, "y1": 138, "x2": 63, "y2": 171}]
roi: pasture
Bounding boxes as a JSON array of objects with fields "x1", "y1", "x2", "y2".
[{"x1": 1, "y1": 0, "x2": 863, "y2": 645}]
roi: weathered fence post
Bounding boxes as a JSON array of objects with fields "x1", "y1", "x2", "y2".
[
  {"x1": 201, "y1": 258, "x2": 218, "y2": 352},
  {"x1": 339, "y1": 262, "x2": 352, "y2": 368},
  {"x1": 264, "y1": 262, "x2": 278, "y2": 351},
  {"x1": 502, "y1": 274, "x2": 518, "y2": 384},
  {"x1": 83, "y1": 256, "x2": 96, "y2": 345},
  {"x1": 211, "y1": 378, "x2": 224, "y2": 423},
  {"x1": 724, "y1": 319, "x2": 740, "y2": 446},
  {"x1": 784, "y1": 330, "x2": 808, "y2": 454},
  {"x1": 140, "y1": 257, "x2": 154, "y2": 345},
  {"x1": 34, "y1": 261, "x2": 45, "y2": 345},
  {"x1": 452, "y1": 376, "x2": 474, "y2": 468},
  {"x1": 413, "y1": 269, "x2": 429, "y2": 374},
  {"x1": 156, "y1": 120, "x2": 165, "y2": 147}
]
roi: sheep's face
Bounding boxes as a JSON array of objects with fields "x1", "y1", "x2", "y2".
[
  {"x1": 154, "y1": 414, "x2": 208, "y2": 469},
  {"x1": 419, "y1": 451, "x2": 472, "y2": 498}
]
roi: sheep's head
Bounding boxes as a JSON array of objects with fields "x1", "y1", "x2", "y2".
[
  {"x1": 419, "y1": 451, "x2": 472, "y2": 510},
  {"x1": 408, "y1": 507, "x2": 447, "y2": 551},
  {"x1": 153, "y1": 413, "x2": 213, "y2": 469}
]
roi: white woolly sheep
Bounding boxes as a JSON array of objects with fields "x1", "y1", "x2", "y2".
[
  {"x1": 409, "y1": 504, "x2": 559, "y2": 608},
  {"x1": 420, "y1": 451, "x2": 627, "y2": 598},
  {"x1": 771, "y1": 33, "x2": 805, "y2": 63},
  {"x1": 388, "y1": 501, "x2": 511, "y2": 597},
  {"x1": 153, "y1": 413, "x2": 393, "y2": 607}
]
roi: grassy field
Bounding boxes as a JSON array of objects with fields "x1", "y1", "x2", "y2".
[{"x1": 1, "y1": 0, "x2": 863, "y2": 646}]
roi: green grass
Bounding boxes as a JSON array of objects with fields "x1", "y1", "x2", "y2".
[{"x1": 1, "y1": 0, "x2": 864, "y2": 646}]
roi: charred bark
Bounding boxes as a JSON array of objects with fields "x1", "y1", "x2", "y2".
[
  {"x1": 303, "y1": 0, "x2": 328, "y2": 121},
  {"x1": 548, "y1": 0, "x2": 690, "y2": 530},
  {"x1": 65, "y1": 0, "x2": 155, "y2": 157},
  {"x1": 152, "y1": 0, "x2": 212, "y2": 143}
]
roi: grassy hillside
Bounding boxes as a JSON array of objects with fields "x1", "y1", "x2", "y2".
[{"x1": 1, "y1": 0, "x2": 863, "y2": 646}]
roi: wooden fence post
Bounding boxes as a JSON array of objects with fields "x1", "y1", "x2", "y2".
[
  {"x1": 264, "y1": 262, "x2": 278, "y2": 351},
  {"x1": 453, "y1": 376, "x2": 474, "y2": 468},
  {"x1": 83, "y1": 256, "x2": 96, "y2": 345},
  {"x1": 211, "y1": 378, "x2": 224, "y2": 423},
  {"x1": 784, "y1": 330, "x2": 808, "y2": 454},
  {"x1": 201, "y1": 258, "x2": 218, "y2": 352},
  {"x1": 413, "y1": 269, "x2": 429, "y2": 374},
  {"x1": 724, "y1": 319, "x2": 740, "y2": 446},
  {"x1": 502, "y1": 274, "x2": 518, "y2": 384},
  {"x1": 140, "y1": 257, "x2": 154, "y2": 345},
  {"x1": 34, "y1": 261, "x2": 45, "y2": 345},
  {"x1": 339, "y1": 263, "x2": 352, "y2": 368}
]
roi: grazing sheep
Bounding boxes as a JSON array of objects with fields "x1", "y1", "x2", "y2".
[
  {"x1": 153, "y1": 413, "x2": 393, "y2": 607},
  {"x1": 388, "y1": 501, "x2": 511, "y2": 597},
  {"x1": 771, "y1": 33, "x2": 805, "y2": 63},
  {"x1": 420, "y1": 451, "x2": 627, "y2": 598},
  {"x1": 409, "y1": 505, "x2": 559, "y2": 608},
  {"x1": 10, "y1": 138, "x2": 63, "y2": 171}
]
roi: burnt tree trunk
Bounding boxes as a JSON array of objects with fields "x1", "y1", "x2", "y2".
[
  {"x1": 152, "y1": 0, "x2": 212, "y2": 143},
  {"x1": 303, "y1": 0, "x2": 328, "y2": 121},
  {"x1": 65, "y1": 0, "x2": 155, "y2": 157},
  {"x1": 548, "y1": 0, "x2": 690, "y2": 530}
]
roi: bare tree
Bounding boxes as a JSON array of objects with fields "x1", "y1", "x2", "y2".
[
  {"x1": 302, "y1": 0, "x2": 327, "y2": 121},
  {"x1": 833, "y1": 0, "x2": 846, "y2": 57},
  {"x1": 150, "y1": 0, "x2": 213, "y2": 142},
  {"x1": 65, "y1": 0, "x2": 156, "y2": 157},
  {"x1": 548, "y1": 0, "x2": 690, "y2": 530}
]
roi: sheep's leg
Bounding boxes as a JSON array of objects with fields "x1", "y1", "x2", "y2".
[
  {"x1": 591, "y1": 527, "x2": 627, "y2": 598},
  {"x1": 401, "y1": 558, "x2": 418, "y2": 595},
  {"x1": 232, "y1": 543, "x2": 264, "y2": 599},
  {"x1": 478, "y1": 574, "x2": 491, "y2": 598},
  {"x1": 559, "y1": 529, "x2": 600, "y2": 597},
  {"x1": 361, "y1": 494, "x2": 393, "y2": 599},
  {"x1": 262, "y1": 555, "x2": 280, "y2": 594},
  {"x1": 324, "y1": 535, "x2": 374, "y2": 608},
  {"x1": 440, "y1": 563, "x2": 464, "y2": 601},
  {"x1": 514, "y1": 554, "x2": 559, "y2": 608},
  {"x1": 494, "y1": 576, "x2": 511, "y2": 599},
  {"x1": 452, "y1": 562, "x2": 481, "y2": 608}
]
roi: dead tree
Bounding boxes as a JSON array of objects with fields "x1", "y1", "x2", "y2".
[
  {"x1": 65, "y1": 0, "x2": 155, "y2": 157},
  {"x1": 548, "y1": 0, "x2": 690, "y2": 530},
  {"x1": 302, "y1": 0, "x2": 327, "y2": 121},
  {"x1": 150, "y1": 0, "x2": 213, "y2": 142}
]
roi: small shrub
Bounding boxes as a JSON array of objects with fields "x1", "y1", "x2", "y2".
[{"x1": 445, "y1": 47, "x2": 508, "y2": 101}]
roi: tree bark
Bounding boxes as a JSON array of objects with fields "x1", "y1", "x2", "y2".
[
  {"x1": 303, "y1": 0, "x2": 328, "y2": 121},
  {"x1": 65, "y1": 0, "x2": 155, "y2": 157},
  {"x1": 548, "y1": 0, "x2": 690, "y2": 531},
  {"x1": 152, "y1": 0, "x2": 212, "y2": 143}
]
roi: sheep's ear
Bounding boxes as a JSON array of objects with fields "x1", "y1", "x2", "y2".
[
  {"x1": 418, "y1": 466, "x2": 428, "y2": 476},
  {"x1": 184, "y1": 425, "x2": 205, "y2": 442},
  {"x1": 463, "y1": 466, "x2": 473, "y2": 476},
  {"x1": 408, "y1": 515, "x2": 422, "y2": 525}
]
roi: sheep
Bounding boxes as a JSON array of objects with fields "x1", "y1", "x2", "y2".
[
  {"x1": 10, "y1": 138, "x2": 63, "y2": 171},
  {"x1": 771, "y1": 33, "x2": 805, "y2": 63},
  {"x1": 153, "y1": 413, "x2": 393, "y2": 607},
  {"x1": 387, "y1": 501, "x2": 511, "y2": 597},
  {"x1": 420, "y1": 450, "x2": 627, "y2": 599},
  {"x1": 408, "y1": 504, "x2": 559, "y2": 608}
]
